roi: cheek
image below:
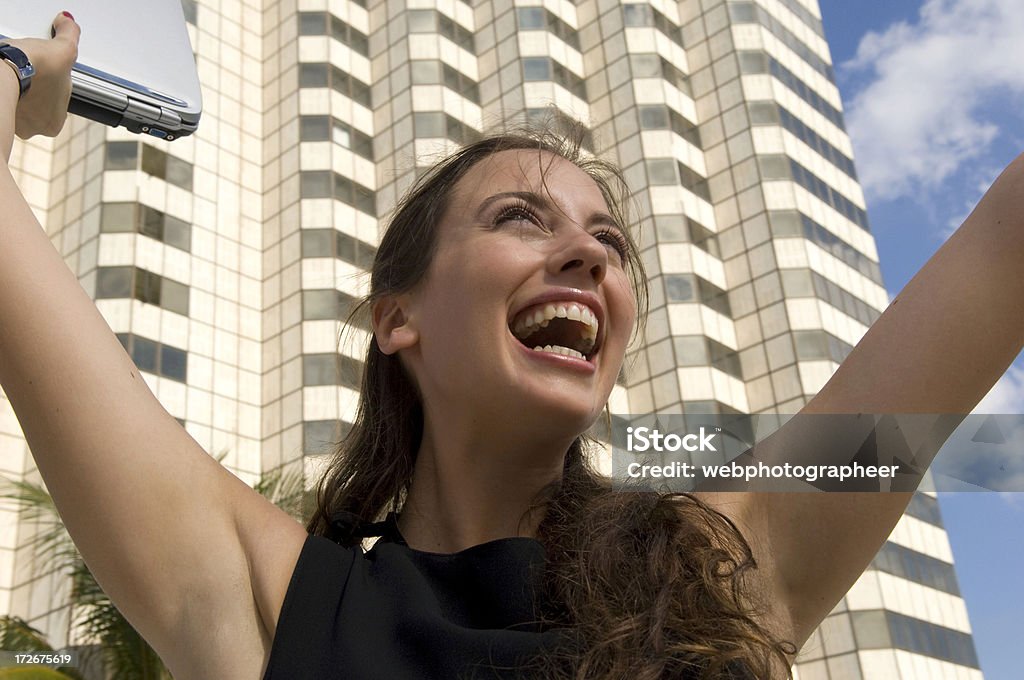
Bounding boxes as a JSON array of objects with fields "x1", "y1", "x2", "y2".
[
  {"x1": 608, "y1": 278, "x2": 638, "y2": 336},
  {"x1": 415, "y1": 263, "x2": 500, "y2": 355}
]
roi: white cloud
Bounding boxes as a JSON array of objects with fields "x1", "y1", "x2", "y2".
[
  {"x1": 842, "y1": 0, "x2": 1024, "y2": 201},
  {"x1": 940, "y1": 163, "x2": 1002, "y2": 238}
]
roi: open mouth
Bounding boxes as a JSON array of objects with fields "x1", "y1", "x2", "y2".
[{"x1": 509, "y1": 302, "x2": 600, "y2": 361}]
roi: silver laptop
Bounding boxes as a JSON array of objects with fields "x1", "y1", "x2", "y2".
[{"x1": 0, "y1": 0, "x2": 202, "y2": 140}]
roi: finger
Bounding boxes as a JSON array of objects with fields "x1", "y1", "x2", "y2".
[{"x1": 51, "y1": 12, "x2": 81, "y2": 51}]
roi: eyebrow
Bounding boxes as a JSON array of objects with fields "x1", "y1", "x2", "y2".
[{"x1": 474, "y1": 191, "x2": 623, "y2": 232}]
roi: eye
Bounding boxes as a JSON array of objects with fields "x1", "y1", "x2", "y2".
[
  {"x1": 594, "y1": 228, "x2": 630, "y2": 263},
  {"x1": 493, "y1": 201, "x2": 542, "y2": 228}
]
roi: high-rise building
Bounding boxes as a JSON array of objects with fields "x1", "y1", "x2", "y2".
[{"x1": 0, "y1": 0, "x2": 982, "y2": 677}]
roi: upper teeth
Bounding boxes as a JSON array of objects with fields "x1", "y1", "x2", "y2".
[{"x1": 511, "y1": 302, "x2": 600, "y2": 349}]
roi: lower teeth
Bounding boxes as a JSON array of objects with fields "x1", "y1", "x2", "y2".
[{"x1": 532, "y1": 344, "x2": 586, "y2": 360}]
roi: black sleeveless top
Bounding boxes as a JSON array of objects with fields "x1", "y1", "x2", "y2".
[{"x1": 262, "y1": 514, "x2": 567, "y2": 679}]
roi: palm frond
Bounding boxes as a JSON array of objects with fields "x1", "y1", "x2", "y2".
[
  {"x1": 0, "y1": 617, "x2": 86, "y2": 680},
  {"x1": 253, "y1": 465, "x2": 309, "y2": 522},
  {"x1": 0, "y1": 616, "x2": 54, "y2": 652},
  {"x1": 0, "y1": 479, "x2": 79, "y2": 575}
]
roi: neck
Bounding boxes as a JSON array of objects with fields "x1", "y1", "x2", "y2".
[{"x1": 397, "y1": 416, "x2": 573, "y2": 553}]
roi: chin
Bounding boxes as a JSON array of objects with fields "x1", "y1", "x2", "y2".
[{"x1": 514, "y1": 391, "x2": 604, "y2": 440}]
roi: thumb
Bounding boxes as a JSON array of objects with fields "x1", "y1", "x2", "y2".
[{"x1": 51, "y1": 12, "x2": 81, "y2": 54}]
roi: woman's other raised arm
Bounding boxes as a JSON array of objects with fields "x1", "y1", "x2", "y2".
[
  {"x1": 0, "y1": 16, "x2": 306, "y2": 678},
  {"x1": 704, "y1": 152, "x2": 1024, "y2": 650}
]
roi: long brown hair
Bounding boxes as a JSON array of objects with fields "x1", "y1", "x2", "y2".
[{"x1": 306, "y1": 119, "x2": 794, "y2": 679}]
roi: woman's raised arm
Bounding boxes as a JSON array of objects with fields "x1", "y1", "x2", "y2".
[
  {"x1": 0, "y1": 16, "x2": 306, "y2": 679},
  {"x1": 707, "y1": 151, "x2": 1024, "y2": 650}
]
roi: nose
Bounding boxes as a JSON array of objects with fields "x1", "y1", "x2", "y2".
[{"x1": 548, "y1": 226, "x2": 608, "y2": 286}]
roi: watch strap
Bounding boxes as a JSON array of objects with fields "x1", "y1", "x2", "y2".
[{"x1": 0, "y1": 44, "x2": 35, "y2": 98}]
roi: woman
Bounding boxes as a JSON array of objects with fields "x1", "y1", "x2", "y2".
[{"x1": 2, "y1": 15, "x2": 1022, "y2": 680}]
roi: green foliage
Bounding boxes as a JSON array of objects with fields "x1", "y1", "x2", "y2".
[
  {"x1": 0, "y1": 616, "x2": 85, "y2": 679},
  {"x1": 0, "y1": 616, "x2": 54, "y2": 653}
]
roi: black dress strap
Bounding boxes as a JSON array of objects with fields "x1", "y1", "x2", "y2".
[{"x1": 328, "y1": 510, "x2": 403, "y2": 544}]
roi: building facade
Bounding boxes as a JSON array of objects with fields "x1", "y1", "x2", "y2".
[{"x1": 0, "y1": 0, "x2": 982, "y2": 677}]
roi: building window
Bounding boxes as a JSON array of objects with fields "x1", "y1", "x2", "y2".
[
  {"x1": 664, "y1": 274, "x2": 732, "y2": 317},
  {"x1": 646, "y1": 159, "x2": 677, "y2": 185},
  {"x1": 299, "y1": 171, "x2": 376, "y2": 216},
  {"x1": 141, "y1": 145, "x2": 194, "y2": 191},
  {"x1": 673, "y1": 336, "x2": 741, "y2": 379},
  {"x1": 96, "y1": 266, "x2": 133, "y2": 298},
  {"x1": 727, "y1": 2, "x2": 834, "y2": 83},
  {"x1": 407, "y1": 10, "x2": 475, "y2": 53},
  {"x1": 298, "y1": 63, "x2": 372, "y2": 108},
  {"x1": 792, "y1": 329, "x2": 853, "y2": 364},
  {"x1": 411, "y1": 60, "x2": 441, "y2": 85},
  {"x1": 775, "y1": 0, "x2": 825, "y2": 37},
  {"x1": 779, "y1": 266, "x2": 877, "y2": 326},
  {"x1": 688, "y1": 218, "x2": 719, "y2": 257},
  {"x1": 181, "y1": 0, "x2": 196, "y2": 25},
  {"x1": 300, "y1": 228, "x2": 377, "y2": 269},
  {"x1": 872, "y1": 542, "x2": 961, "y2": 595},
  {"x1": 677, "y1": 162, "x2": 711, "y2": 202},
  {"x1": 96, "y1": 266, "x2": 190, "y2": 316},
  {"x1": 788, "y1": 158, "x2": 868, "y2": 229},
  {"x1": 301, "y1": 289, "x2": 367, "y2": 328},
  {"x1": 750, "y1": 102, "x2": 856, "y2": 179},
  {"x1": 409, "y1": 61, "x2": 481, "y2": 104},
  {"x1": 905, "y1": 492, "x2": 943, "y2": 527},
  {"x1": 297, "y1": 12, "x2": 369, "y2": 56},
  {"x1": 637, "y1": 104, "x2": 701, "y2": 148},
  {"x1": 116, "y1": 333, "x2": 188, "y2": 383},
  {"x1": 413, "y1": 112, "x2": 446, "y2": 138},
  {"x1": 521, "y1": 57, "x2": 586, "y2": 99},
  {"x1": 412, "y1": 111, "x2": 481, "y2": 144},
  {"x1": 299, "y1": 115, "x2": 374, "y2": 161},
  {"x1": 757, "y1": 155, "x2": 869, "y2": 230},
  {"x1": 302, "y1": 354, "x2": 364, "y2": 389},
  {"x1": 622, "y1": 4, "x2": 684, "y2": 48},
  {"x1": 516, "y1": 8, "x2": 580, "y2": 50},
  {"x1": 850, "y1": 610, "x2": 979, "y2": 668},
  {"x1": 442, "y1": 63, "x2": 480, "y2": 104},
  {"x1": 181, "y1": 0, "x2": 197, "y2": 25},
  {"x1": 629, "y1": 54, "x2": 691, "y2": 97},
  {"x1": 100, "y1": 202, "x2": 192, "y2": 252},
  {"x1": 105, "y1": 141, "x2": 139, "y2": 171},
  {"x1": 303, "y1": 419, "x2": 352, "y2": 455},
  {"x1": 769, "y1": 211, "x2": 882, "y2": 284},
  {"x1": 739, "y1": 51, "x2": 846, "y2": 130}
]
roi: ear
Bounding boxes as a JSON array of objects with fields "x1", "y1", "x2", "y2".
[{"x1": 372, "y1": 294, "x2": 419, "y2": 355}]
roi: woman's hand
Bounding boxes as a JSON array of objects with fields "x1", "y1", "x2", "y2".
[{"x1": 1, "y1": 12, "x2": 80, "y2": 147}]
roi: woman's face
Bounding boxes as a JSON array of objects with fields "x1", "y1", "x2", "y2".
[{"x1": 390, "y1": 149, "x2": 637, "y2": 441}]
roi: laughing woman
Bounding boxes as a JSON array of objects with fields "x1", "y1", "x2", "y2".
[{"x1": 3, "y1": 16, "x2": 1023, "y2": 680}]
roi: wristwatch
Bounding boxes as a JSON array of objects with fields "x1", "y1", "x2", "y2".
[{"x1": 0, "y1": 44, "x2": 35, "y2": 98}]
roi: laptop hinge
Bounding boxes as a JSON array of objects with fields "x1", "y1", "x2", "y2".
[
  {"x1": 159, "y1": 108, "x2": 182, "y2": 128},
  {"x1": 124, "y1": 98, "x2": 162, "y2": 125}
]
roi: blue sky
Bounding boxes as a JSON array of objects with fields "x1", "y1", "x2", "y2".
[{"x1": 817, "y1": 1, "x2": 1024, "y2": 678}]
